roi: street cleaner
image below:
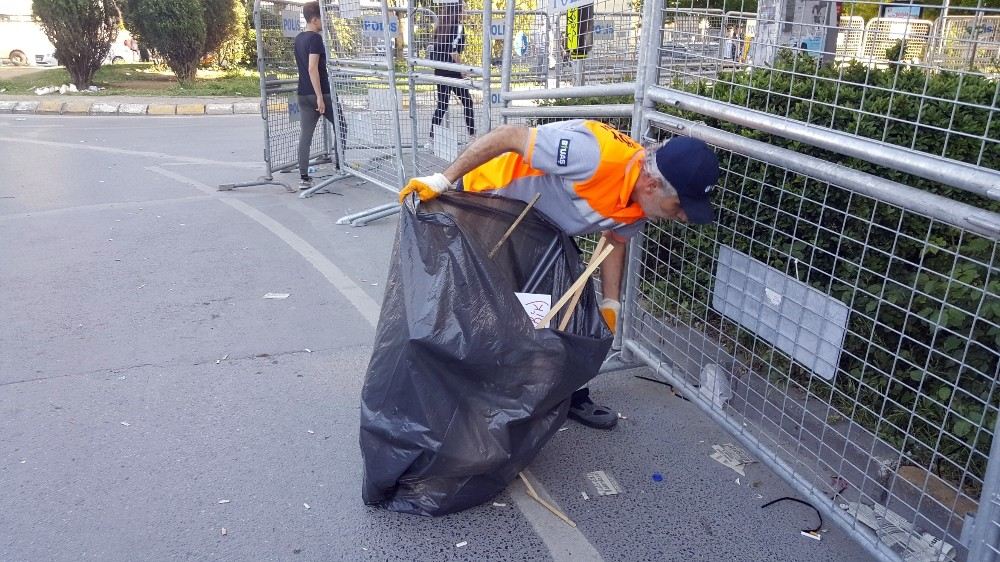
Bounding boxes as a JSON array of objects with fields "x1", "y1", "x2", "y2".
[{"x1": 399, "y1": 119, "x2": 721, "y2": 429}]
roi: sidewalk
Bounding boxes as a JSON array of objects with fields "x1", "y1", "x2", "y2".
[{"x1": 0, "y1": 94, "x2": 260, "y2": 116}]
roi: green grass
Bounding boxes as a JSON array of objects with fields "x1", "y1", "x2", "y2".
[{"x1": 0, "y1": 63, "x2": 259, "y2": 97}]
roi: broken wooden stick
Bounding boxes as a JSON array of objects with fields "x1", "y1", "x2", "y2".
[
  {"x1": 518, "y1": 472, "x2": 577, "y2": 527},
  {"x1": 558, "y1": 237, "x2": 609, "y2": 331},
  {"x1": 537, "y1": 243, "x2": 615, "y2": 329},
  {"x1": 488, "y1": 193, "x2": 541, "y2": 259}
]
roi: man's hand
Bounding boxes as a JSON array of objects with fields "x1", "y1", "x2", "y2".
[
  {"x1": 399, "y1": 172, "x2": 452, "y2": 203},
  {"x1": 600, "y1": 298, "x2": 621, "y2": 334},
  {"x1": 316, "y1": 98, "x2": 326, "y2": 115}
]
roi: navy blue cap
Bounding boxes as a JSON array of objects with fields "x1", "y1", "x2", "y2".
[{"x1": 654, "y1": 137, "x2": 720, "y2": 225}]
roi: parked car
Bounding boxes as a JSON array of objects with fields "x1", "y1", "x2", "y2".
[{"x1": 105, "y1": 30, "x2": 139, "y2": 65}]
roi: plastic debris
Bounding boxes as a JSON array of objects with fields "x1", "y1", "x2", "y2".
[
  {"x1": 221, "y1": 528, "x2": 227, "y2": 536},
  {"x1": 735, "y1": 478, "x2": 741, "y2": 485},
  {"x1": 307, "y1": 430, "x2": 315, "y2": 434},
  {"x1": 120, "y1": 421, "x2": 130, "y2": 427},
  {"x1": 303, "y1": 503, "x2": 310, "y2": 510},
  {"x1": 699, "y1": 364, "x2": 732, "y2": 408},
  {"x1": 455, "y1": 541, "x2": 468, "y2": 548},
  {"x1": 617, "y1": 412, "x2": 628, "y2": 420},
  {"x1": 557, "y1": 427, "x2": 569, "y2": 432},
  {"x1": 581, "y1": 491, "x2": 589, "y2": 500},
  {"x1": 652, "y1": 472, "x2": 663, "y2": 483},
  {"x1": 710, "y1": 443, "x2": 756, "y2": 476},
  {"x1": 801, "y1": 531, "x2": 822, "y2": 541},
  {"x1": 841, "y1": 502, "x2": 955, "y2": 562},
  {"x1": 304, "y1": 348, "x2": 312, "y2": 353},
  {"x1": 263, "y1": 293, "x2": 290, "y2": 299},
  {"x1": 584, "y1": 470, "x2": 622, "y2": 497},
  {"x1": 492, "y1": 502, "x2": 507, "y2": 507},
  {"x1": 215, "y1": 354, "x2": 229, "y2": 365},
  {"x1": 218, "y1": 499, "x2": 231, "y2": 504}
]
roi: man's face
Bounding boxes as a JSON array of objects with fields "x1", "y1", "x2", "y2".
[{"x1": 634, "y1": 168, "x2": 688, "y2": 223}]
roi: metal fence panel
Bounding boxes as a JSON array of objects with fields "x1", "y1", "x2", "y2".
[
  {"x1": 860, "y1": 17, "x2": 933, "y2": 64},
  {"x1": 257, "y1": 1, "x2": 330, "y2": 176},
  {"x1": 321, "y1": 1, "x2": 405, "y2": 195},
  {"x1": 930, "y1": 15, "x2": 1000, "y2": 73}
]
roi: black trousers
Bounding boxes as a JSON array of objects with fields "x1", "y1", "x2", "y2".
[{"x1": 430, "y1": 72, "x2": 475, "y2": 137}]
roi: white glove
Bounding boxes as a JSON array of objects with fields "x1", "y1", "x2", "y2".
[
  {"x1": 600, "y1": 298, "x2": 621, "y2": 334},
  {"x1": 399, "y1": 172, "x2": 453, "y2": 203}
]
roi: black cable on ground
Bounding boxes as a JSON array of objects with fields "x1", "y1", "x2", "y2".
[{"x1": 760, "y1": 496, "x2": 823, "y2": 534}]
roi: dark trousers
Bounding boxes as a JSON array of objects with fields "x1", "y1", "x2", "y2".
[
  {"x1": 297, "y1": 93, "x2": 347, "y2": 176},
  {"x1": 430, "y1": 82, "x2": 475, "y2": 137}
]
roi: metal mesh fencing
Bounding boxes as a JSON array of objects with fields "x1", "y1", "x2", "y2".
[
  {"x1": 545, "y1": 2, "x2": 642, "y2": 87},
  {"x1": 627, "y1": 113, "x2": 999, "y2": 562},
  {"x1": 321, "y1": 1, "x2": 405, "y2": 193},
  {"x1": 250, "y1": 0, "x2": 330, "y2": 188},
  {"x1": 930, "y1": 15, "x2": 1000, "y2": 73},
  {"x1": 837, "y1": 15, "x2": 866, "y2": 61},
  {"x1": 860, "y1": 17, "x2": 934, "y2": 65}
]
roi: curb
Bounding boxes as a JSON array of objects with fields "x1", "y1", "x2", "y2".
[{"x1": 0, "y1": 100, "x2": 260, "y2": 117}]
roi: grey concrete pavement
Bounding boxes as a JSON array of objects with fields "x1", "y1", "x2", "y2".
[{"x1": 0, "y1": 114, "x2": 876, "y2": 561}]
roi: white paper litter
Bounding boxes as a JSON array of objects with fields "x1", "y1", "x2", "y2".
[
  {"x1": 710, "y1": 443, "x2": 756, "y2": 477},
  {"x1": 120, "y1": 421, "x2": 130, "y2": 427},
  {"x1": 514, "y1": 292, "x2": 551, "y2": 328},
  {"x1": 221, "y1": 528, "x2": 227, "y2": 536},
  {"x1": 585, "y1": 470, "x2": 623, "y2": 496},
  {"x1": 492, "y1": 502, "x2": 507, "y2": 507},
  {"x1": 303, "y1": 503, "x2": 310, "y2": 510},
  {"x1": 263, "y1": 293, "x2": 290, "y2": 299},
  {"x1": 581, "y1": 491, "x2": 589, "y2": 500},
  {"x1": 455, "y1": 541, "x2": 468, "y2": 548},
  {"x1": 307, "y1": 430, "x2": 315, "y2": 434},
  {"x1": 557, "y1": 427, "x2": 569, "y2": 432},
  {"x1": 218, "y1": 499, "x2": 231, "y2": 504},
  {"x1": 842, "y1": 502, "x2": 955, "y2": 562}
]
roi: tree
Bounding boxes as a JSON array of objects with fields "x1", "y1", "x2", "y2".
[
  {"x1": 32, "y1": 0, "x2": 119, "y2": 89},
  {"x1": 120, "y1": 0, "x2": 242, "y2": 83}
]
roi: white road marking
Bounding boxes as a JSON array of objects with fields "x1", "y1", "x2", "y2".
[
  {"x1": 0, "y1": 136, "x2": 260, "y2": 169},
  {"x1": 146, "y1": 166, "x2": 382, "y2": 325},
  {"x1": 147, "y1": 165, "x2": 603, "y2": 562},
  {"x1": 0, "y1": 195, "x2": 212, "y2": 223}
]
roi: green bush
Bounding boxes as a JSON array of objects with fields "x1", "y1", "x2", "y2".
[
  {"x1": 544, "y1": 55, "x2": 999, "y2": 494},
  {"x1": 32, "y1": 0, "x2": 119, "y2": 89},
  {"x1": 121, "y1": 0, "x2": 244, "y2": 82},
  {"x1": 656, "y1": 52, "x2": 1000, "y2": 494}
]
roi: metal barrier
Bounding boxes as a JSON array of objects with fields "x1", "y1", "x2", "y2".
[
  {"x1": 315, "y1": 0, "x2": 406, "y2": 222},
  {"x1": 930, "y1": 15, "x2": 1000, "y2": 73},
  {"x1": 221, "y1": 0, "x2": 335, "y2": 193},
  {"x1": 233, "y1": 0, "x2": 1000, "y2": 553}
]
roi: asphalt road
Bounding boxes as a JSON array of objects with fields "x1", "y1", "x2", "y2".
[{"x1": 0, "y1": 114, "x2": 876, "y2": 562}]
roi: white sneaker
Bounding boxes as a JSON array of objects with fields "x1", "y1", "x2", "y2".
[{"x1": 298, "y1": 177, "x2": 314, "y2": 190}]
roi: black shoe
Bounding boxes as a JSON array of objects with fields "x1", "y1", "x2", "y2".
[{"x1": 568, "y1": 389, "x2": 617, "y2": 430}]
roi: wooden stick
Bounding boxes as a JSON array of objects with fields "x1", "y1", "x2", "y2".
[
  {"x1": 537, "y1": 244, "x2": 615, "y2": 329},
  {"x1": 558, "y1": 237, "x2": 609, "y2": 331},
  {"x1": 518, "y1": 472, "x2": 577, "y2": 527},
  {"x1": 488, "y1": 193, "x2": 541, "y2": 259}
]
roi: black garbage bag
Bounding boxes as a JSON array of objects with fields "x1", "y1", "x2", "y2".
[{"x1": 360, "y1": 192, "x2": 613, "y2": 516}]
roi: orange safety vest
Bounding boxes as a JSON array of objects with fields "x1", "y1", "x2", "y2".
[{"x1": 462, "y1": 121, "x2": 646, "y2": 231}]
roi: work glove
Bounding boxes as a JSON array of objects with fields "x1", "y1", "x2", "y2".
[
  {"x1": 399, "y1": 173, "x2": 452, "y2": 203},
  {"x1": 600, "y1": 298, "x2": 621, "y2": 334}
]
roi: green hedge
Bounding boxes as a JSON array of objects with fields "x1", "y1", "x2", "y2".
[
  {"x1": 541, "y1": 54, "x2": 999, "y2": 494},
  {"x1": 658, "y1": 53, "x2": 999, "y2": 494}
]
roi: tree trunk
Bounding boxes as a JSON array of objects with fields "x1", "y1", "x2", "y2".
[
  {"x1": 170, "y1": 59, "x2": 198, "y2": 84},
  {"x1": 66, "y1": 61, "x2": 96, "y2": 90}
]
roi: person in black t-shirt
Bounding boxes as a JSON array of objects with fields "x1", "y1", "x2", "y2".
[
  {"x1": 428, "y1": 2, "x2": 475, "y2": 142},
  {"x1": 294, "y1": 1, "x2": 345, "y2": 190}
]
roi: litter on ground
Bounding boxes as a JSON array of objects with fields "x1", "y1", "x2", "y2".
[
  {"x1": 455, "y1": 541, "x2": 468, "y2": 548},
  {"x1": 263, "y1": 293, "x2": 290, "y2": 299},
  {"x1": 710, "y1": 443, "x2": 756, "y2": 476}
]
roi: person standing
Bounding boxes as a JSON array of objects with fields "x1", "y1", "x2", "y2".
[
  {"x1": 399, "y1": 120, "x2": 721, "y2": 429},
  {"x1": 428, "y1": 1, "x2": 476, "y2": 142},
  {"x1": 294, "y1": 1, "x2": 345, "y2": 190}
]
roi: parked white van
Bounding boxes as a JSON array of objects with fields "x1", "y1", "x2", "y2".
[{"x1": 0, "y1": 14, "x2": 57, "y2": 66}]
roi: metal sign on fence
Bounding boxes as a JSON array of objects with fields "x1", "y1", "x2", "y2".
[{"x1": 281, "y1": 9, "x2": 302, "y2": 38}]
